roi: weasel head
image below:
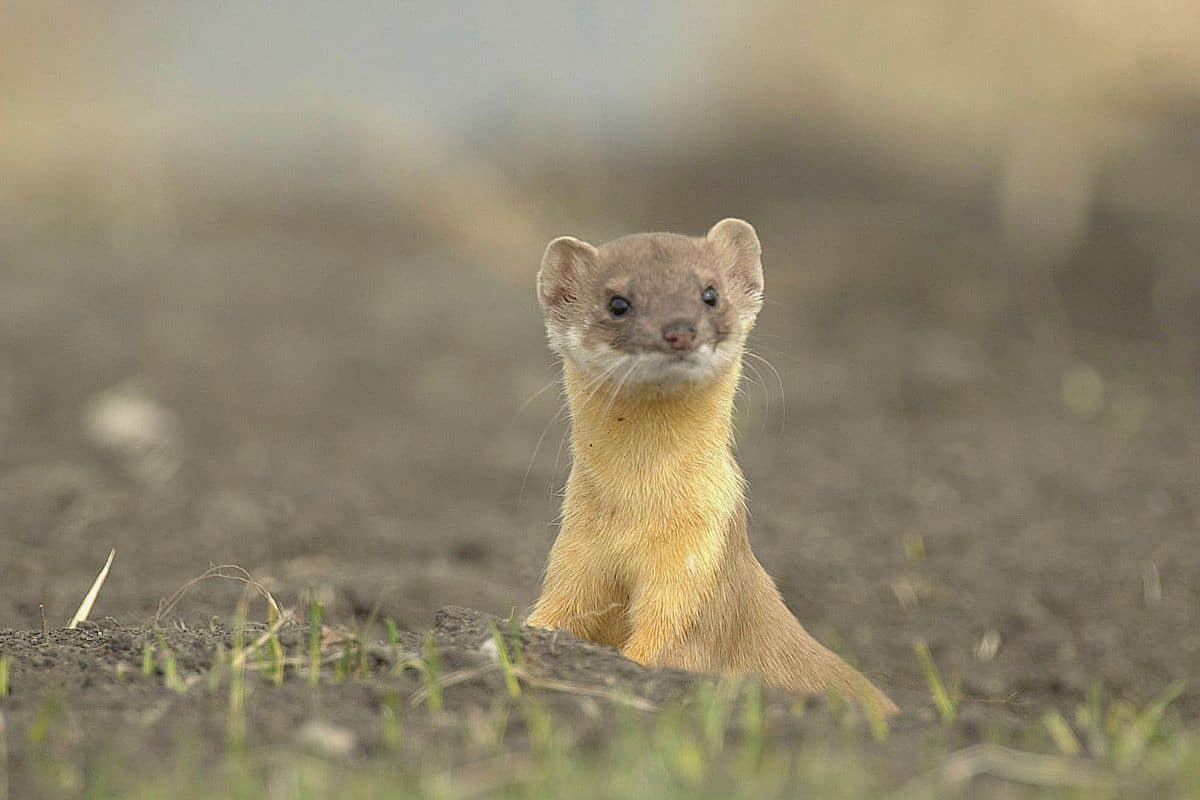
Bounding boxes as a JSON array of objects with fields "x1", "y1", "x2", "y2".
[{"x1": 536, "y1": 218, "x2": 764, "y2": 393}]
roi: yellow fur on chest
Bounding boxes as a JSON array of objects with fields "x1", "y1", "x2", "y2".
[{"x1": 560, "y1": 361, "x2": 745, "y2": 583}]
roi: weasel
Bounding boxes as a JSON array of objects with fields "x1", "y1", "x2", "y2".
[{"x1": 525, "y1": 219, "x2": 898, "y2": 716}]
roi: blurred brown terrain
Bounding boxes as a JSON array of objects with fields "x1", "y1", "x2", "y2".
[{"x1": 1, "y1": 0, "x2": 1199, "y2": 742}]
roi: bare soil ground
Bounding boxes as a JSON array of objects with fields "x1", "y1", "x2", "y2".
[{"x1": 1, "y1": 190, "x2": 1197, "y2": 796}]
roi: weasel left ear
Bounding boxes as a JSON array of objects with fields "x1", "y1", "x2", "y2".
[
  {"x1": 706, "y1": 218, "x2": 764, "y2": 300},
  {"x1": 537, "y1": 235, "x2": 597, "y2": 315}
]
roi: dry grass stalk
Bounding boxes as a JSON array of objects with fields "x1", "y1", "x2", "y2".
[
  {"x1": 68, "y1": 547, "x2": 116, "y2": 630},
  {"x1": 154, "y1": 563, "x2": 281, "y2": 624}
]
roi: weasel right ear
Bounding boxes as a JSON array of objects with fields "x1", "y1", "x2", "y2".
[
  {"x1": 537, "y1": 235, "x2": 597, "y2": 314},
  {"x1": 706, "y1": 218, "x2": 764, "y2": 301}
]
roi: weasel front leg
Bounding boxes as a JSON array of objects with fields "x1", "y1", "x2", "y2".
[
  {"x1": 621, "y1": 570, "x2": 712, "y2": 667},
  {"x1": 526, "y1": 541, "x2": 627, "y2": 648}
]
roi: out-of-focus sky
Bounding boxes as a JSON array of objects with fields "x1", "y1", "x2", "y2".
[
  {"x1": 114, "y1": 2, "x2": 710, "y2": 139},
  {"x1": 5, "y1": 1, "x2": 1199, "y2": 316}
]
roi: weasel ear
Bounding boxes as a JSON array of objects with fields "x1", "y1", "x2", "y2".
[
  {"x1": 538, "y1": 235, "x2": 597, "y2": 314},
  {"x1": 706, "y1": 218, "x2": 763, "y2": 300}
]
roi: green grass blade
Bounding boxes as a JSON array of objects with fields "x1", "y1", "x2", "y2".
[
  {"x1": 489, "y1": 624, "x2": 521, "y2": 700},
  {"x1": 1043, "y1": 710, "x2": 1082, "y2": 756},
  {"x1": 913, "y1": 639, "x2": 957, "y2": 724}
]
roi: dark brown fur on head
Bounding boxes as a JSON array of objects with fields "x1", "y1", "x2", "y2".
[{"x1": 537, "y1": 219, "x2": 764, "y2": 390}]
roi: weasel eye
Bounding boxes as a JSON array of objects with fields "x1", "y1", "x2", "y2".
[
  {"x1": 702, "y1": 286, "x2": 718, "y2": 307},
  {"x1": 608, "y1": 295, "x2": 631, "y2": 317}
]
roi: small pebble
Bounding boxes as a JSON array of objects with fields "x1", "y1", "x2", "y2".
[{"x1": 296, "y1": 720, "x2": 356, "y2": 758}]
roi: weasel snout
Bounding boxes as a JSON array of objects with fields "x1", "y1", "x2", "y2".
[{"x1": 662, "y1": 320, "x2": 697, "y2": 351}]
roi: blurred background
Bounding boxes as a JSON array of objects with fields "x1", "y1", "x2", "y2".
[{"x1": 2, "y1": 1, "x2": 1198, "y2": 685}]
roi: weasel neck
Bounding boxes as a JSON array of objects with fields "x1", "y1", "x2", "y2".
[{"x1": 562, "y1": 358, "x2": 742, "y2": 496}]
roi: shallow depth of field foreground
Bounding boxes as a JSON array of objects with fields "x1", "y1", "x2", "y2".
[{"x1": 2, "y1": 4, "x2": 1200, "y2": 798}]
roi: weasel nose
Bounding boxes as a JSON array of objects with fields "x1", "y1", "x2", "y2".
[{"x1": 662, "y1": 320, "x2": 697, "y2": 351}]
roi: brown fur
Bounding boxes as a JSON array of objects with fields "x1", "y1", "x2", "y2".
[{"x1": 527, "y1": 220, "x2": 898, "y2": 716}]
